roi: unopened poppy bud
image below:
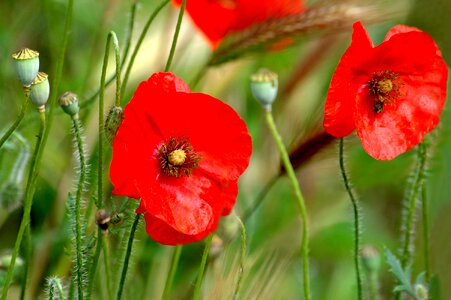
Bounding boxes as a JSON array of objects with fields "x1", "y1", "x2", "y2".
[
  {"x1": 361, "y1": 245, "x2": 381, "y2": 274},
  {"x1": 30, "y1": 72, "x2": 50, "y2": 112},
  {"x1": 12, "y1": 48, "x2": 40, "y2": 87},
  {"x1": 250, "y1": 68, "x2": 278, "y2": 111},
  {"x1": 95, "y1": 209, "x2": 111, "y2": 231},
  {"x1": 105, "y1": 106, "x2": 124, "y2": 144},
  {"x1": 59, "y1": 91, "x2": 80, "y2": 118},
  {"x1": 414, "y1": 283, "x2": 428, "y2": 300}
]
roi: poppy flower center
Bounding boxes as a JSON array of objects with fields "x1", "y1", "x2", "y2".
[
  {"x1": 368, "y1": 70, "x2": 400, "y2": 113},
  {"x1": 157, "y1": 136, "x2": 201, "y2": 177}
]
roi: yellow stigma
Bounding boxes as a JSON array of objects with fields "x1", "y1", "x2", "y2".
[
  {"x1": 377, "y1": 79, "x2": 393, "y2": 94},
  {"x1": 168, "y1": 149, "x2": 186, "y2": 166}
]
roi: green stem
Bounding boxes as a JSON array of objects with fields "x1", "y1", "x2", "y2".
[
  {"x1": 368, "y1": 273, "x2": 379, "y2": 300},
  {"x1": 121, "y1": 0, "x2": 170, "y2": 99},
  {"x1": 193, "y1": 235, "x2": 213, "y2": 300},
  {"x1": 400, "y1": 143, "x2": 427, "y2": 268},
  {"x1": 80, "y1": 1, "x2": 137, "y2": 110},
  {"x1": 395, "y1": 143, "x2": 427, "y2": 300},
  {"x1": 102, "y1": 234, "x2": 113, "y2": 300},
  {"x1": 47, "y1": 277, "x2": 65, "y2": 300},
  {"x1": 421, "y1": 185, "x2": 430, "y2": 282},
  {"x1": 339, "y1": 138, "x2": 363, "y2": 300},
  {"x1": 0, "y1": 93, "x2": 29, "y2": 150},
  {"x1": 20, "y1": 224, "x2": 31, "y2": 300},
  {"x1": 164, "y1": 0, "x2": 186, "y2": 72},
  {"x1": 1, "y1": 111, "x2": 46, "y2": 300},
  {"x1": 86, "y1": 228, "x2": 103, "y2": 300},
  {"x1": 233, "y1": 217, "x2": 247, "y2": 300},
  {"x1": 264, "y1": 110, "x2": 311, "y2": 300},
  {"x1": 72, "y1": 118, "x2": 87, "y2": 300},
  {"x1": 162, "y1": 245, "x2": 183, "y2": 300},
  {"x1": 116, "y1": 213, "x2": 141, "y2": 300}
]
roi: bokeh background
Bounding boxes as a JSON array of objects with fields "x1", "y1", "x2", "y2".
[{"x1": 0, "y1": 0, "x2": 450, "y2": 299}]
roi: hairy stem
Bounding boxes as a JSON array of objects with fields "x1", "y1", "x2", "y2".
[
  {"x1": 72, "y1": 119, "x2": 87, "y2": 300},
  {"x1": 339, "y1": 138, "x2": 363, "y2": 300},
  {"x1": 116, "y1": 214, "x2": 141, "y2": 300},
  {"x1": 421, "y1": 185, "x2": 430, "y2": 282},
  {"x1": 264, "y1": 110, "x2": 311, "y2": 300}
]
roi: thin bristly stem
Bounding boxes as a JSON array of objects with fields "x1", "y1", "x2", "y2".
[
  {"x1": 264, "y1": 110, "x2": 311, "y2": 300},
  {"x1": 72, "y1": 118, "x2": 87, "y2": 300},
  {"x1": 193, "y1": 234, "x2": 213, "y2": 300},
  {"x1": 400, "y1": 143, "x2": 427, "y2": 268},
  {"x1": 339, "y1": 138, "x2": 363, "y2": 300},
  {"x1": 0, "y1": 93, "x2": 29, "y2": 150},
  {"x1": 116, "y1": 214, "x2": 141, "y2": 300},
  {"x1": 233, "y1": 217, "x2": 247, "y2": 300},
  {"x1": 1, "y1": 111, "x2": 46, "y2": 300},
  {"x1": 47, "y1": 276, "x2": 65, "y2": 300},
  {"x1": 164, "y1": 0, "x2": 186, "y2": 72},
  {"x1": 395, "y1": 143, "x2": 427, "y2": 300},
  {"x1": 121, "y1": 0, "x2": 170, "y2": 99},
  {"x1": 421, "y1": 185, "x2": 431, "y2": 282},
  {"x1": 162, "y1": 246, "x2": 183, "y2": 300}
]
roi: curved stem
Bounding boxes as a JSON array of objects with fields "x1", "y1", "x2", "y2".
[
  {"x1": 421, "y1": 185, "x2": 430, "y2": 282},
  {"x1": 264, "y1": 110, "x2": 311, "y2": 300},
  {"x1": 1, "y1": 111, "x2": 46, "y2": 300},
  {"x1": 339, "y1": 138, "x2": 363, "y2": 300},
  {"x1": 164, "y1": 0, "x2": 186, "y2": 72},
  {"x1": 47, "y1": 277, "x2": 65, "y2": 300},
  {"x1": 121, "y1": 0, "x2": 170, "y2": 99},
  {"x1": 233, "y1": 217, "x2": 247, "y2": 300},
  {"x1": 193, "y1": 234, "x2": 213, "y2": 300},
  {"x1": 0, "y1": 94, "x2": 29, "y2": 150},
  {"x1": 20, "y1": 225, "x2": 31, "y2": 300},
  {"x1": 162, "y1": 245, "x2": 183, "y2": 300},
  {"x1": 72, "y1": 118, "x2": 87, "y2": 300},
  {"x1": 116, "y1": 214, "x2": 141, "y2": 300}
]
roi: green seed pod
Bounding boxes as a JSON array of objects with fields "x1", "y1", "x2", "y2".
[
  {"x1": 11, "y1": 48, "x2": 40, "y2": 87},
  {"x1": 59, "y1": 91, "x2": 80, "y2": 118},
  {"x1": 104, "y1": 106, "x2": 124, "y2": 144},
  {"x1": 30, "y1": 72, "x2": 50, "y2": 111},
  {"x1": 250, "y1": 68, "x2": 278, "y2": 111}
]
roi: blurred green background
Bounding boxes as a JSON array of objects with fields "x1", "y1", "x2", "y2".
[{"x1": 0, "y1": 0, "x2": 450, "y2": 299}]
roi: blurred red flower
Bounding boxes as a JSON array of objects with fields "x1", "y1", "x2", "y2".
[
  {"x1": 324, "y1": 21, "x2": 448, "y2": 160},
  {"x1": 110, "y1": 72, "x2": 252, "y2": 245},
  {"x1": 172, "y1": 0, "x2": 304, "y2": 48}
]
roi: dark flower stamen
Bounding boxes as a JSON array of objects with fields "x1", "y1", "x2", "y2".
[
  {"x1": 157, "y1": 136, "x2": 201, "y2": 177},
  {"x1": 368, "y1": 70, "x2": 400, "y2": 113}
]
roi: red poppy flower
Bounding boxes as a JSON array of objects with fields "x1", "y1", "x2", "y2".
[
  {"x1": 323, "y1": 21, "x2": 448, "y2": 160},
  {"x1": 110, "y1": 72, "x2": 252, "y2": 245},
  {"x1": 172, "y1": 0, "x2": 304, "y2": 48}
]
